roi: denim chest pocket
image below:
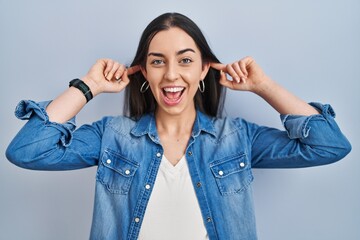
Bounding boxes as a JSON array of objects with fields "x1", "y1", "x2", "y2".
[
  {"x1": 210, "y1": 153, "x2": 253, "y2": 195},
  {"x1": 96, "y1": 149, "x2": 139, "y2": 195}
]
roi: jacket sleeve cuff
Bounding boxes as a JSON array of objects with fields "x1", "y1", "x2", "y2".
[
  {"x1": 280, "y1": 102, "x2": 335, "y2": 139},
  {"x1": 14, "y1": 100, "x2": 76, "y2": 146}
]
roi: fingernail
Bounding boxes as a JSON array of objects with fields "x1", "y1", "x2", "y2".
[
  {"x1": 241, "y1": 77, "x2": 246, "y2": 83},
  {"x1": 235, "y1": 77, "x2": 240, "y2": 83}
]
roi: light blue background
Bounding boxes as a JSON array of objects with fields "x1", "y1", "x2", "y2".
[{"x1": 1, "y1": 0, "x2": 359, "y2": 239}]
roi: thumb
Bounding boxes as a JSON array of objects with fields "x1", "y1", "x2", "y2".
[{"x1": 218, "y1": 69, "x2": 230, "y2": 86}]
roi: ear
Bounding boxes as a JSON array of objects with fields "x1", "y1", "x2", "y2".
[
  {"x1": 200, "y1": 62, "x2": 210, "y2": 80},
  {"x1": 140, "y1": 66, "x2": 147, "y2": 79}
]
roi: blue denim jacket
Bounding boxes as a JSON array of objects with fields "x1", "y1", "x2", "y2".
[{"x1": 6, "y1": 100, "x2": 351, "y2": 240}]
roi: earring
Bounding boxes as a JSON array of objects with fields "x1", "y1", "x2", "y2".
[
  {"x1": 198, "y1": 80, "x2": 205, "y2": 93},
  {"x1": 140, "y1": 81, "x2": 150, "y2": 93}
]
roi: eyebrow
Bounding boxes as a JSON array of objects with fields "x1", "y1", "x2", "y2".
[{"x1": 147, "y1": 48, "x2": 196, "y2": 57}]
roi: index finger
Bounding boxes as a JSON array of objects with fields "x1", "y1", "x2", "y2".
[
  {"x1": 126, "y1": 65, "x2": 141, "y2": 75},
  {"x1": 210, "y1": 62, "x2": 226, "y2": 71}
]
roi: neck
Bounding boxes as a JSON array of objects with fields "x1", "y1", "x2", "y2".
[{"x1": 155, "y1": 108, "x2": 196, "y2": 137}]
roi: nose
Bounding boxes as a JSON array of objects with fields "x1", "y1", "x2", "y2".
[{"x1": 164, "y1": 63, "x2": 179, "y2": 81}]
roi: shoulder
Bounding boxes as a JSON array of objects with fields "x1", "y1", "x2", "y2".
[
  {"x1": 90, "y1": 115, "x2": 138, "y2": 136},
  {"x1": 212, "y1": 116, "x2": 250, "y2": 132},
  {"x1": 197, "y1": 111, "x2": 254, "y2": 137},
  {"x1": 199, "y1": 113, "x2": 256, "y2": 142},
  {"x1": 105, "y1": 115, "x2": 137, "y2": 130}
]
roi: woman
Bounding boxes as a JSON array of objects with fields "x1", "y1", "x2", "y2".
[{"x1": 6, "y1": 12, "x2": 351, "y2": 240}]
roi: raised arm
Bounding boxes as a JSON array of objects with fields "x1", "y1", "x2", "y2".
[
  {"x1": 210, "y1": 57, "x2": 318, "y2": 116},
  {"x1": 6, "y1": 59, "x2": 140, "y2": 170},
  {"x1": 211, "y1": 57, "x2": 351, "y2": 168},
  {"x1": 46, "y1": 59, "x2": 139, "y2": 123}
]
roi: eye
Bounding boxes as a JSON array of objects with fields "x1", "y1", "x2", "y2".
[
  {"x1": 151, "y1": 59, "x2": 164, "y2": 65},
  {"x1": 180, "y1": 58, "x2": 193, "y2": 64}
]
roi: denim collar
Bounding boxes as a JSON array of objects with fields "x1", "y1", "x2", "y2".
[{"x1": 130, "y1": 110, "x2": 216, "y2": 144}]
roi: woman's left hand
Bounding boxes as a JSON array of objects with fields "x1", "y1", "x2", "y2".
[
  {"x1": 210, "y1": 56, "x2": 269, "y2": 93},
  {"x1": 211, "y1": 56, "x2": 319, "y2": 115}
]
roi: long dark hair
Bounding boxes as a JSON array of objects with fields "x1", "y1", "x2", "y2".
[{"x1": 124, "y1": 12, "x2": 225, "y2": 119}]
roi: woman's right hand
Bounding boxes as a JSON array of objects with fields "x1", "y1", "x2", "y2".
[{"x1": 82, "y1": 59, "x2": 140, "y2": 96}]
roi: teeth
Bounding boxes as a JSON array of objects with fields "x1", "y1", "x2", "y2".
[{"x1": 163, "y1": 87, "x2": 184, "y2": 92}]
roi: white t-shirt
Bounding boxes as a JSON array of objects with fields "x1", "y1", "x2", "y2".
[{"x1": 138, "y1": 155, "x2": 208, "y2": 240}]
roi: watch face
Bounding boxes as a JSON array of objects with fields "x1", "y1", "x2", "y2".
[{"x1": 69, "y1": 79, "x2": 92, "y2": 102}]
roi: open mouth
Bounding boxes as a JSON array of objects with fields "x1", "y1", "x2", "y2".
[{"x1": 162, "y1": 87, "x2": 185, "y2": 105}]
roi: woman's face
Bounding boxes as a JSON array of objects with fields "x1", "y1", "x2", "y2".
[{"x1": 141, "y1": 27, "x2": 209, "y2": 117}]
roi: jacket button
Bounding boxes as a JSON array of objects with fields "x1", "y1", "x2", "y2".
[
  {"x1": 106, "y1": 159, "x2": 111, "y2": 164},
  {"x1": 196, "y1": 182, "x2": 202, "y2": 188},
  {"x1": 188, "y1": 151, "x2": 193, "y2": 156},
  {"x1": 134, "y1": 217, "x2": 140, "y2": 223},
  {"x1": 145, "y1": 184, "x2": 151, "y2": 190},
  {"x1": 125, "y1": 169, "x2": 130, "y2": 175},
  {"x1": 239, "y1": 162, "x2": 245, "y2": 168},
  {"x1": 156, "y1": 152, "x2": 161, "y2": 158},
  {"x1": 218, "y1": 170, "x2": 224, "y2": 176},
  {"x1": 207, "y1": 217, "x2": 212, "y2": 222}
]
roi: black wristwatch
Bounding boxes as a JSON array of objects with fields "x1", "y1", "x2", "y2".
[{"x1": 69, "y1": 78, "x2": 93, "y2": 103}]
